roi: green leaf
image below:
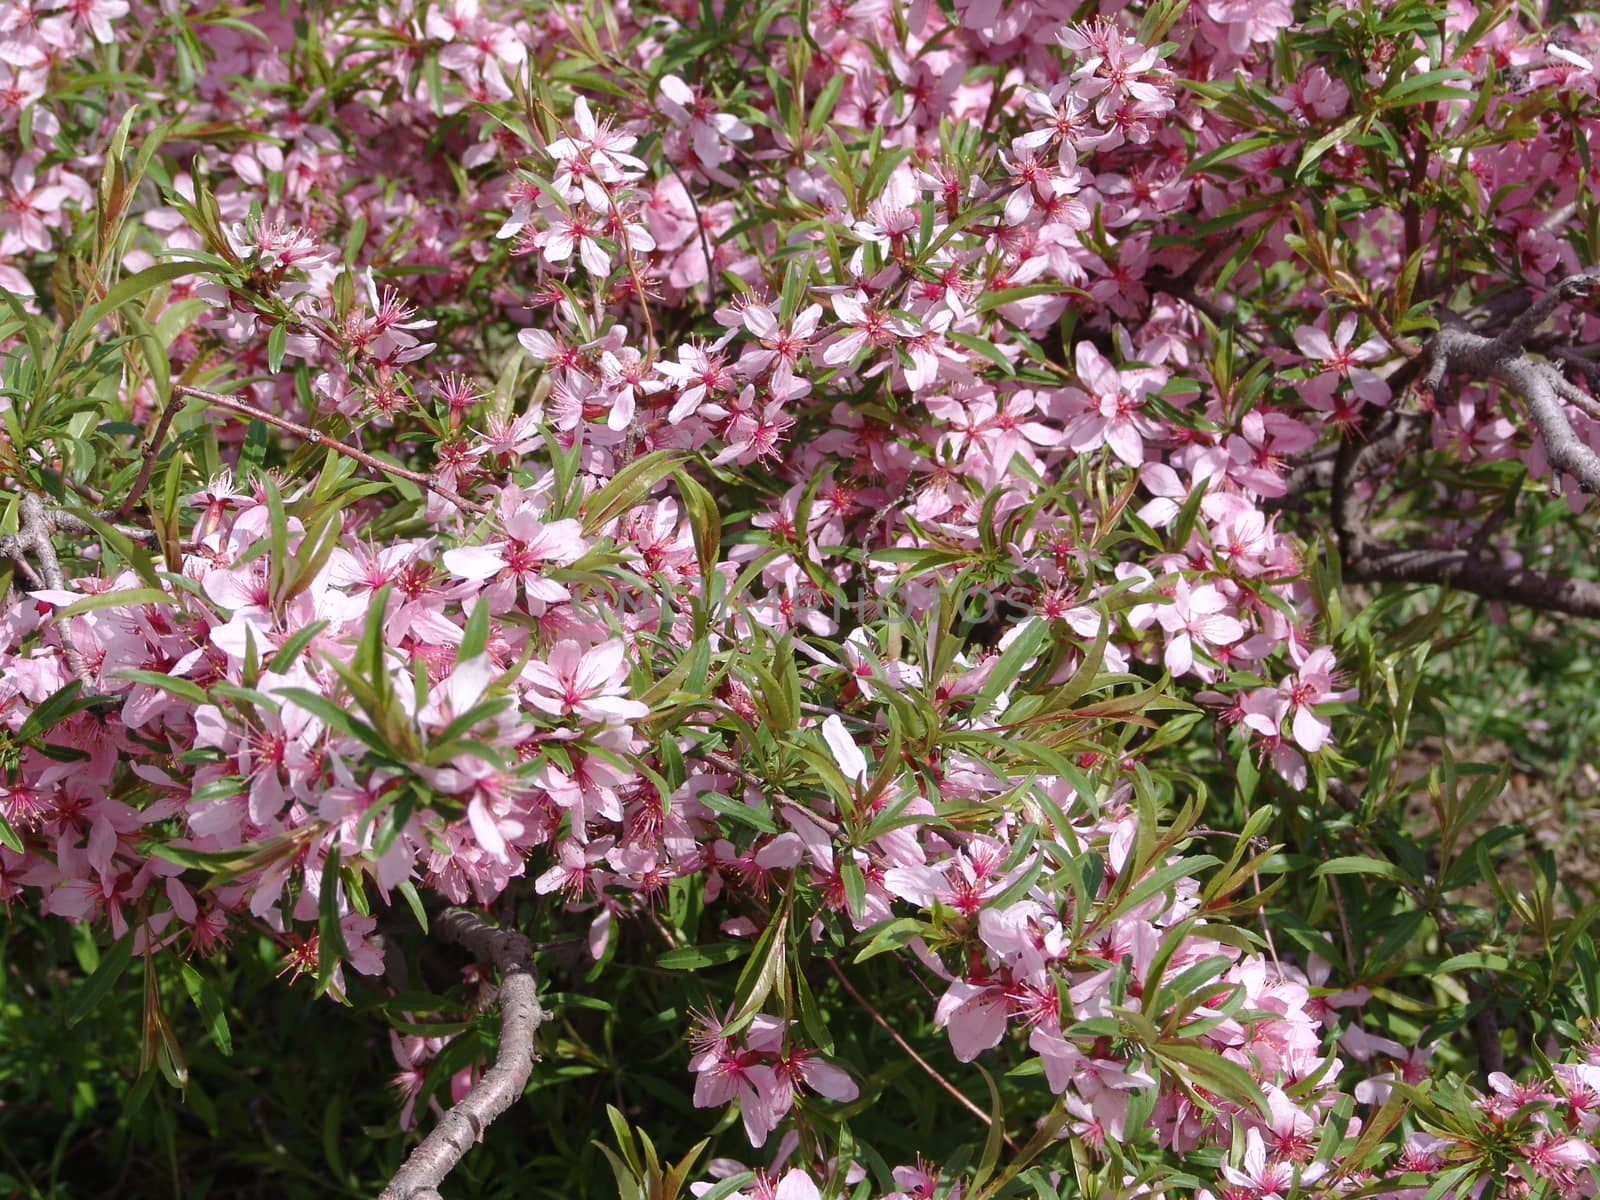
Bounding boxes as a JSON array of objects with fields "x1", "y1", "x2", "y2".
[
  {"x1": 0, "y1": 284, "x2": 48, "y2": 367},
  {"x1": 1313, "y1": 855, "x2": 1405, "y2": 881},
  {"x1": 970, "y1": 1065, "x2": 1005, "y2": 1192},
  {"x1": 459, "y1": 598, "x2": 491, "y2": 662},
  {"x1": 1378, "y1": 68, "x2": 1473, "y2": 108},
  {"x1": 971, "y1": 618, "x2": 1050, "y2": 718},
  {"x1": 1437, "y1": 951, "x2": 1510, "y2": 973},
  {"x1": 1418, "y1": 1166, "x2": 1476, "y2": 1200},
  {"x1": 944, "y1": 331, "x2": 1016, "y2": 377},
  {"x1": 267, "y1": 321, "x2": 287, "y2": 374},
  {"x1": 606, "y1": 1104, "x2": 643, "y2": 1177},
  {"x1": 179, "y1": 961, "x2": 233, "y2": 1056},
  {"x1": 115, "y1": 668, "x2": 209, "y2": 707},
  {"x1": 1186, "y1": 135, "x2": 1286, "y2": 177},
  {"x1": 595, "y1": 1143, "x2": 644, "y2": 1200},
  {"x1": 77, "y1": 262, "x2": 203, "y2": 338},
  {"x1": 267, "y1": 620, "x2": 329, "y2": 674},
  {"x1": 275, "y1": 686, "x2": 392, "y2": 759},
  {"x1": 581, "y1": 449, "x2": 688, "y2": 535},
  {"x1": 17, "y1": 680, "x2": 92, "y2": 741},
  {"x1": 237, "y1": 418, "x2": 270, "y2": 481},
  {"x1": 794, "y1": 965, "x2": 833, "y2": 1054},
  {"x1": 316, "y1": 845, "x2": 350, "y2": 997},
  {"x1": 695, "y1": 1173, "x2": 756, "y2": 1200},
  {"x1": 673, "y1": 468, "x2": 722, "y2": 584},
  {"x1": 397, "y1": 879, "x2": 429, "y2": 934},
  {"x1": 1331, "y1": 1079, "x2": 1417, "y2": 1181},
  {"x1": 726, "y1": 902, "x2": 788, "y2": 1035},
  {"x1": 1295, "y1": 116, "x2": 1363, "y2": 179},
  {"x1": 656, "y1": 943, "x2": 745, "y2": 970},
  {"x1": 1156, "y1": 1039, "x2": 1268, "y2": 1118},
  {"x1": 695, "y1": 790, "x2": 778, "y2": 834},
  {"x1": 66, "y1": 932, "x2": 135, "y2": 1028},
  {"x1": 975, "y1": 284, "x2": 1089, "y2": 313},
  {"x1": 55, "y1": 507, "x2": 164, "y2": 590},
  {"x1": 853, "y1": 916, "x2": 933, "y2": 963}
]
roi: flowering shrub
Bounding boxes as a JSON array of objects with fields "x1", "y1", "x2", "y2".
[{"x1": 5, "y1": 0, "x2": 1600, "y2": 1197}]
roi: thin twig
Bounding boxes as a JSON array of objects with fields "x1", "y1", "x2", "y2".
[
  {"x1": 171, "y1": 383, "x2": 486, "y2": 515},
  {"x1": 45, "y1": 507, "x2": 161, "y2": 545},
  {"x1": 1351, "y1": 289, "x2": 1422, "y2": 360},
  {"x1": 667, "y1": 159, "x2": 718, "y2": 313},
  {"x1": 118, "y1": 389, "x2": 188, "y2": 518},
  {"x1": 1400, "y1": 101, "x2": 1437, "y2": 297},
  {"x1": 822, "y1": 958, "x2": 1020, "y2": 1152},
  {"x1": 702, "y1": 750, "x2": 770, "y2": 794},
  {"x1": 379, "y1": 908, "x2": 544, "y2": 1200}
]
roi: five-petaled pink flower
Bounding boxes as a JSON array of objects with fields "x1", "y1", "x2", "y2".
[
  {"x1": 1155, "y1": 579, "x2": 1245, "y2": 678},
  {"x1": 1294, "y1": 313, "x2": 1391, "y2": 405},
  {"x1": 1059, "y1": 341, "x2": 1164, "y2": 467},
  {"x1": 523, "y1": 639, "x2": 648, "y2": 723}
]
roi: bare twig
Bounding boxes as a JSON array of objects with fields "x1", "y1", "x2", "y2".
[
  {"x1": 1535, "y1": 339, "x2": 1600, "y2": 394},
  {"x1": 1273, "y1": 453, "x2": 1337, "y2": 502},
  {"x1": 822, "y1": 958, "x2": 1020, "y2": 1152},
  {"x1": 667, "y1": 159, "x2": 718, "y2": 313},
  {"x1": 1400, "y1": 101, "x2": 1437, "y2": 297},
  {"x1": 702, "y1": 750, "x2": 770, "y2": 794},
  {"x1": 1330, "y1": 409, "x2": 1427, "y2": 550},
  {"x1": 1360, "y1": 298, "x2": 1423, "y2": 361},
  {"x1": 379, "y1": 909, "x2": 544, "y2": 1200},
  {"x1": 118, "y1": 389, "x2": 189, "y2": 518},
  {"x1": 172, "y1": 383, "x2": 486, "y2": 515},
  {"x1": 44, "y1": 506, "x2": 161, "y2": 545}
]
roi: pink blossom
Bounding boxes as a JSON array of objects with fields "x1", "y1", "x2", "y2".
[
  {"x1": 657, "y1": 75, "x2": 751, "y2": 183},
  {"x1": 933, "y1": 978, "x2": 1010, "y2": 1062},
  {"x1": 1219, "y1": 1128, "x2": 1326, "y2": 1196},
  {"x1": 1294, "y1": 314, "x2": 1392, "y2": 405},
  {"x1": 523, "y1": 639, "x2": 648, "y2": 723},
  {"x1": 1155, "y1": 580, "x2": 1245, "y2": 678},
  {"x1": 1058, "y1": 341, "x2": 1164, "y2": 467}
]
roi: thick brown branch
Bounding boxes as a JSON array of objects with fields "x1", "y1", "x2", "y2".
[
  {"x1": 1, "y1": 495, "x2": 92, "y2": 683},
  {"x1": 1334, "y1": 414, "x2": 1600, "y2": 619},
  {"x1": 1330, "y1": 274, "x2": 1600, "y2": 618},
  {"x1": 1343, "y1": 546, "x2": 1600, "y2": 619},
  {"x1": 379, "y1": 909, "x2": 543, "y2": 1200},
  {"x1": 1426, "y1": 273, "x2": 1600, "y2": 493}
]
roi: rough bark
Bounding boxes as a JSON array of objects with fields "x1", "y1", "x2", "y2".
[
  {"x1": 378, "y1": 909, "x2": 543, "y2": 1200},
  {"x1": 1335, "y1": 273, "x2": 1600, "y2": 619}
]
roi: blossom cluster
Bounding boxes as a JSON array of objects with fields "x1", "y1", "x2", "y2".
[{"x1": 4, "y1": 0, "x2": 1600, "y2": 1196}]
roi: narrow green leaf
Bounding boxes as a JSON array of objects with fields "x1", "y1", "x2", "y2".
[
  {"x1": 267, "y1": 620, "x2": 329, "y2": 674},
  {"x1": 18, "y1": 680, "x2": 92, "y2": 742},
  {"x1": 179, "y1": 961, "x2": 233, "y2": 1056},
  {"x1": 656, "y1": 943, "x2": 746, "y2": 970},
  {"x1": 66, "y1": 932, "x2": 135, "y2": 1028},
  {"x1": 0, "y1": 809, "x2": 23, "y2": 853},
  {"x1": 854, "y1": 916, "x2": 932, "y2": 963},
  {"x1": 316, "y1": 846, "x2": 350, "y2": 997},
  {"x1": 1313, "y1": 855, "x2": 1405, "y2": 881}
]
